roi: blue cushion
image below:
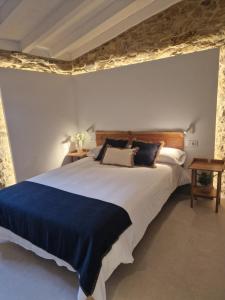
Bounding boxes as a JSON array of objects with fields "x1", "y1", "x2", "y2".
[{"x1": 132, "y1": 141, "x2": 161, "y2": 166}]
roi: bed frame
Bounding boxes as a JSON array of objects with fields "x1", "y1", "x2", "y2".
[{"x1": 96, "y1": 130, "x2": 184, "y2": 150}]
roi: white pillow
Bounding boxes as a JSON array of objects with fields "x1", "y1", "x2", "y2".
[
  {"x1": 101, "y1": 147, "x2": 137, "y2": 167},
  {"x1": 157, "y1": 147, "x2": 186, "y2": 165},
  {"x1": 87, "y1": 145, "x2": 102, "y2": 159}
]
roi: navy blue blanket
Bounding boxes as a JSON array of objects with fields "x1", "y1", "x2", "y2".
[{"x1": 0, "y1": 181, "x2": 132, "y2": 296}]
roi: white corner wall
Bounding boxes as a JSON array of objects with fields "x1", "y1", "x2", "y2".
[
  {"x1": 73, "y1": 49, "x2": 219, "y2": 163},
  {"x1": 0, "y1": 69, "x2": 77, "y2": 181}
]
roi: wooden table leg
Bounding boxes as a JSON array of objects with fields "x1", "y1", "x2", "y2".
[
  {"x1": 191, "y1": 169, "x2": 195, "y2": 208},
  {"x1": 218, "y1": 177, "x2": 221, "y2": 205},
  {"x1": 216, "y1": 172, "x2": 222, "y2": 213}
]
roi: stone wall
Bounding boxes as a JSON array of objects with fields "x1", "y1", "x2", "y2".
[
  {"x1": 0, "y1": 50, "x2": 72, "y2": 75},
  {"x1": 0, "y1": 98, "x2": 15, "y2": 187},
  {"x1": 215, "y1": 46, "x2": 225, "y2": 197}
]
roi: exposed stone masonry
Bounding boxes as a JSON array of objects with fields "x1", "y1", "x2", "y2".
[
  {"x1": 215, "y1": 46, "x2": 225, "y2": 197},
  {"x1": 0, "y1": 99, "x2": 15, "y2": 188},
  {"x1": 0, "y1": 50, "x2": 72, "y2": 75}
]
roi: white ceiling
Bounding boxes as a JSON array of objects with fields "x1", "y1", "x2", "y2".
[{"x1": 0, "y1": 0, "x2": 182, "y2": 61}]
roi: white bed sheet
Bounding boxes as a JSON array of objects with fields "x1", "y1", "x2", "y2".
[{"x1": 0, "y1": 157, "x2": 189, "y2": 300}]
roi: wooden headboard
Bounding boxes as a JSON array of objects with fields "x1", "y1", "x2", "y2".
[{"x1": 96, "y1": 131, "x2": 184, "y2": 150}]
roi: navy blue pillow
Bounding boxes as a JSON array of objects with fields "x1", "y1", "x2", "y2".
[
  {"x1": 132, "y1": 141, "x2": 161, "y2": 166},
  {"x1": 96, "y1": 138, "x2": 129, "y2": 161}
]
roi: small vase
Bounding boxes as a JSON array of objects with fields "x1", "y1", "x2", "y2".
[{"x1": 77, "y1": 140, "x2": 83, "y2": 152}]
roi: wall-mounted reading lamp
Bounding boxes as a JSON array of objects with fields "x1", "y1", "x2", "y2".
[
  {"x1": 184, "y1": 122, "x2": 195, "y2": 135},
  {"x1": 86, "y1": 124, "x2": 95, "y2": 133}
]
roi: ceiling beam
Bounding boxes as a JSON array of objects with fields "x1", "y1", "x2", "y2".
[
  {"x1": 21, "y1": 0, "x2": 111, "y2": 53},
  {"x1": 70, "y1": 0, "x2": 181, "y2": 60},
  {"x1": 52, "y1": 0, "x2": 141, "y2": 59},
  {"x1": 0, "y1": 0, "x2": 22, "y2": 24},
  {"x1": 52, "y1": 0, "x2": 181, "y2": 60}
]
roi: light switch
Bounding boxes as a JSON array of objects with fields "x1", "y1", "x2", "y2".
[{"x1": 185, "y1": 139, "x2": 199, "y2": 148}]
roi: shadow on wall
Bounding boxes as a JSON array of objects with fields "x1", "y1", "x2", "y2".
[{"x1": 61, "y1": 135, "x2": 75, "y2": 166}]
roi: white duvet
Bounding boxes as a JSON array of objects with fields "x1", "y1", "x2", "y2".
[{"x1": 0, "y1": 157, "x2": 189, "y2": 300}]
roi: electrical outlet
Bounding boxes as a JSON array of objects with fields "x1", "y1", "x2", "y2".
[{"x1": 185, "y1": 139, "x2": 199, "y2": 148}]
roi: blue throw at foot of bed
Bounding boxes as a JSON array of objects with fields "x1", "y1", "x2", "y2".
[{"x1": 0, "y1": 181, "x2": 132, "y2": 296}]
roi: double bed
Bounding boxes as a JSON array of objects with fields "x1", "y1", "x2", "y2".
[{"x1": 0, "y1": 131, "x2": 188, "y2": 300}]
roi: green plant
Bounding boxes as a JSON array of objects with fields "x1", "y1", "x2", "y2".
[{"x1": 198, "y1": 172, "x2": 213, "y2": 186}]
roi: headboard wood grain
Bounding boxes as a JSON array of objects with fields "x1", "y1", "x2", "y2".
[{"x1": 96, "y1": 130, "x2": 184, "y2": 150}]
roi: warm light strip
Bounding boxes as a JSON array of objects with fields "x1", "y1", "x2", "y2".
[
  {"x1": 215, "y1": 46, "x2": 225, "y2": 197},
  {"x1": 0, "y1": 93, "x2": 16, "y2": 187}
]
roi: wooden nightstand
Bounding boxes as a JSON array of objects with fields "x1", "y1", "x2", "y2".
[
  {"x1": 189, "y1": 158, "x2": 225, "y2": 213},
  {"x1": 67, "y1": 150, "x2": 88, "y2": 162}
]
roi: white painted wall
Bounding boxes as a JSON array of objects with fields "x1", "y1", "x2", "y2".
[
  {"x1": 74, "y1": 49, "x2": 219, "y2": 164},
  {"x1": 0, "y1": 69, "x2": 77, "y2": 181}
]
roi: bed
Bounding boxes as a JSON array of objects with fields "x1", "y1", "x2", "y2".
[{"x1": 0, "y1": 131, "x2": 188, "y2": 300}]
